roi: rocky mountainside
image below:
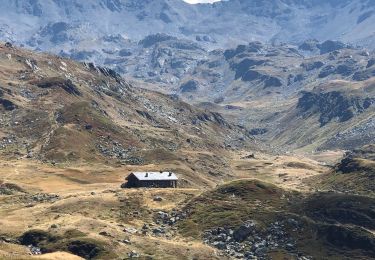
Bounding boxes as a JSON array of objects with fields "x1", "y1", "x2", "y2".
[
  {"x1": 0, "y1": 42, "x2": 254, "y2": 187},
  {"x1": 125, "y1": 38, "x2": 374, "y2": 152},
  {"x1": 4, "y1": 34, "x2": 374, "y2": 152},
  {"x1": 216, "y1": 43, "x2": 374, "y2": 151},
  {"x1": 1, "y1": 1, "x2": 374, "y2": 152},
  {"x1": 0, "y1": 2, "x2": 374, "y2": 260},
  {"x1": 1, "y1": 0, "x2": 375, "y2": 52}
]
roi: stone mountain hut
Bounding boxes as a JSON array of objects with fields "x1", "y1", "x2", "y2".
[{"x1": 124, "y1": 172, "x2": 178, "y2": 188}]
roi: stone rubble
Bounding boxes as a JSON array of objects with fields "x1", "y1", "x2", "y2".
[
  {"x1": 203, "y1": 219, "x2": 312, "y2": 260},
  {"x1": 28, "y1": 245, "x2": 42, "y2": 255}
]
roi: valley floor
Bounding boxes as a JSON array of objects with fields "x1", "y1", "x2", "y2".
[{"x1": 0, "y1": 150, "x2": 343, "y2": 259}]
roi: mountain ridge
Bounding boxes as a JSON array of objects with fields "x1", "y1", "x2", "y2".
[{"x1": 1, "y1": 0, "x2": 375, "y2": 50}]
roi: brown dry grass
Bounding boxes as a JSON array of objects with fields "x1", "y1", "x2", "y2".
[
  {"x1": 0, "y1": 149, "x2": 332, "y2": 259},
  {"x1": 0, "y1": 158, "x2": 218, "y2": 259},
  {"x1": 230, "y1": 150, "x2": 328, "y2": 192}
]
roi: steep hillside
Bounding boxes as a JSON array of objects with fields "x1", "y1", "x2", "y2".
[
  {"x1": 311, "y1": 145, "x2": 375, "y2": 196},
  {"x1": 271, "y1": 79, "x2": 375, "y2": 151},
  {"x1": 192, "y1": 42, "x2": 375, "y2": 151},
  {"x1": 0, "y1": 42, "x2": 254, "y2": 187},
  {"x1": 1, "y1": 0, "x2": 374, "y2": 152},
  {"x1": 60, "y1": 37, "x2": 373, "y2": 153}
]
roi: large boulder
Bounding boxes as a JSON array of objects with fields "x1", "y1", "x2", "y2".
[{"x1": 233, "y1": 221, "x2": 257, "y2": 242}]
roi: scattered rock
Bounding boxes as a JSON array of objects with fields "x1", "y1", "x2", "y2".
[
  {"x1": 128, "y1": 250, "x2": 140, "y2": 258},
  {"x1": 0, "y1": 183, "x2": 25, "y2": 195},
  {"x1": 152, "y1": 227, "x2": 166, "y2": 235},
  {"x1": 123, "y1": 239, "x2": 131, "y2": 245},
  {"x1": 204, "y1": 219, "x2": 299, "y2": 258},
  {"x1": 233, "y1": 220, "x2": 257, "y2": 242},
  {"x1": 153, "y1": 196, "x2": 163, "y2": 202},
  {"x1": 124, "y1": 227, "x2": 138, "y2": 234},
  {"x1": 28, "y1": 245, "x2": 42, "y2": 255}
]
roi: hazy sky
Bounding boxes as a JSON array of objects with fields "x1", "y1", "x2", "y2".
[{"x1": 183, "y1": 0, "x2": 221, "y2": 4}]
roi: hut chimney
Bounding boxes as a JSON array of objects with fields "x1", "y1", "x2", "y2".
[
  {"x1": 145, "y1": 172, "x2": 148, "y2": 177},
  {"x1": 168, "y1": 172, "x2": 172, "y2": 177}
]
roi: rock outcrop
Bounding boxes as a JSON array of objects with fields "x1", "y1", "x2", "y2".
[{"x1": 297, "y1": 91, "x2": 374, "y2": 126}]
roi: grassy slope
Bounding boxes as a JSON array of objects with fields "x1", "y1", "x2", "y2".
[
  {"x1": 311, "y1": 145, "x2": 375, "y2": 196},
  {"x1": 178, "y1": 179, "x2": 375, "y2": 259}
]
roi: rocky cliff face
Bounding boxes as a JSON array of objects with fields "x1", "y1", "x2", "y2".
[{"x1": 297, "y1": 91, "x2": 374, "y2": 126}]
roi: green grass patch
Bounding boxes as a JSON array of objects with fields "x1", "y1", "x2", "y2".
[
  {"x1": 178, "y1": 179, "x2": 294, "y2": 238},
  {"x1": 19, "y1": 229, "x2": 116, "y2": 259}
]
